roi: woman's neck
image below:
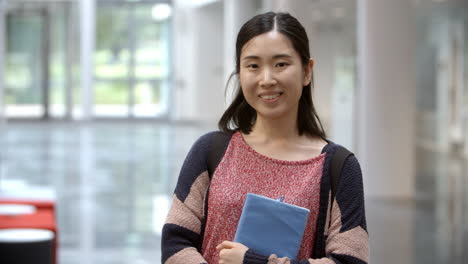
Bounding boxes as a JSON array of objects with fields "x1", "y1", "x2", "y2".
[
  {"x1": 250, "y1": 114, "x2": 300, "y2": 143},
  {"x1": 243, "y1": 114, "x2": 327, "y2": 160}
]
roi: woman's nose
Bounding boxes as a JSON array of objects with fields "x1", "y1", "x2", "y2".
[{"x1": 259, "y1": 68, "x2": 277, "y2": 88}]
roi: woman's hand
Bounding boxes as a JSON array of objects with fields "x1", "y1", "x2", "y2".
[{"x1": 216, "y1": 241, "x2": 249, "y2": 264}]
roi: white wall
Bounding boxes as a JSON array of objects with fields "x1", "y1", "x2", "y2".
[
  {"x1": 172, "y1": 1, "x2": 225, "y2": 125},
  {"x1": 193, "y1": 2, "x2": 225, "y2": 124},
  {"x1": 172, "y1": 6, "x2": 195, "y2": 121}
]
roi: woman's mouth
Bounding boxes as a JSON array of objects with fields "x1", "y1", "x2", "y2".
[{"x1": 259, "y1": 92, "x2": 283, "y2": 101}]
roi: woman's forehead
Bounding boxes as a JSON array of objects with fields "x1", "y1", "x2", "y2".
[{"x1": 241, "y1": 31, "x2": 296, "y2": 58}]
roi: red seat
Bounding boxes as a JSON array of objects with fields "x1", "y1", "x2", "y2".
[
  {"x1": 0, "y1": 199, "x2": 58, "y2": 264},
  {"x1": 0, "y1": 199, "x2": 55, "y2": 211}
]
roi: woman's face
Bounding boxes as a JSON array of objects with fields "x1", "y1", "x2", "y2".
[{"x1": 239, "y1": 31, "x2": 313, "y2": 121}]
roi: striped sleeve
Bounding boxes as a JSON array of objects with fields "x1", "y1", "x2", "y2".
[
  {"x1": 243, "y1": 155, "x2": 369, "y2": 264},
  {"x1": 161, "y1": 132, "x2": 215, "y2": 264}
]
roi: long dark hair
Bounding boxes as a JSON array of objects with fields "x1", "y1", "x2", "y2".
[{"x1": 218, "y1": 12, "x2": 327, "y2": 140}]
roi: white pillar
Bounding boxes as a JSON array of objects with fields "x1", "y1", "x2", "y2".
[
  {"x1": 80, "y1": 0, "x2": 95, "y2": 120},
  {"x1": 0, "y1": 0, "x2": 5, "y2": 122},
  {"x1": 223, "y1": 0, "x2": 257, "y2": 106},
  {"x1": 357, "y1": 0, "x2": 416, "y2": 199},
  {"x1": 192, "y1": 2, "x2": 224, "y2": 125},
  {"x1": 0, "y1": 0, "x2": 7, "y2": 182},
  {"x1": 170, "y1": 5, "x2": 195, "y2": 121}
]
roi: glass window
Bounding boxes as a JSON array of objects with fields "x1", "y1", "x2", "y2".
[
  {"x1": 94, "y1": 80, "x2": 129, "y2": 116},
  {"x1": 94, "y1": 1, "x2": 171, "y2": 118}
]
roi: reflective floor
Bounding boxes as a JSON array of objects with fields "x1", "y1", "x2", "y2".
[{"x1": 0, "y1": 122, "x2": 467, "y2": 264}]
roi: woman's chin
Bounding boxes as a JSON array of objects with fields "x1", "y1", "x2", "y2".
[{"x1": 256, "y1": 109, "x2": 293, "y2": 121}]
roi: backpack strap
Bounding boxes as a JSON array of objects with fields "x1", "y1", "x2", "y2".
[
  {"x1": 328, "y1": 146, "x2": 353, "y2": 229},
  {"x1": 207, "y1": 131, "x2": 232, "y2": 177}
]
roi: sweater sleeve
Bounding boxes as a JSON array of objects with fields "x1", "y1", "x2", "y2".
[
  {"x1": 161, "y1": 133, "x2": 215, "y2": 264},
  {"x1": 242, "y1": 155, "x2": 369, "y2": 264}
]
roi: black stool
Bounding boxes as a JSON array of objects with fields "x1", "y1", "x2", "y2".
[{"x1": 0, "y1": 228, "x2": 54, "y2": 264}]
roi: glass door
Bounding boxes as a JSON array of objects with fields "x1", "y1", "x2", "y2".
[
  {"x1": 3, "y1": 0, "x2": 71, "y2": 119},
  {"x1": 5, "y1": 8, "x2": 46, "y2": 118}
]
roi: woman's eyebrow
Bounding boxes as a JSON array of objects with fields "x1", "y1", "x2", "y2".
[
  {"x1": 242, "y1": 55, "x2": 260, "y2": 61},
  {"x1": 242, "y1": 54, "x2": 293, "y2": 61},
  {"x1": 272, "y1": 54, "x2": 293, "y2": 59}
]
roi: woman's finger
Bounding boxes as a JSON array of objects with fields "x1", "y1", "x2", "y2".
[{"x1": 216, "y1": 240, "x2": 236, "y2": 250}]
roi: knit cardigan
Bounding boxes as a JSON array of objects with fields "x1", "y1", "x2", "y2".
[{"x1": 161, "y1": 131, "x2": 369, "y2": 264}]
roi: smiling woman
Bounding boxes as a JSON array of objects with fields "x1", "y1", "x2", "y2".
[
  {"x1": 238, "y1": 31, "x2": 312, "y2": 123},
  {"x1": 162, "y1": 12, "x2": 369, "y2": 264},
  {"x1": 219, "y1": 14, "x2": 325, "y2": 142}
]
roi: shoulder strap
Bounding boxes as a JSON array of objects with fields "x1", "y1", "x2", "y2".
[
  {"x1": 207, "y1": 131, "x2": 232, "y2": 177},
  {"x1": 328, "y1": 146, "x2": 353, "y2": 228}
]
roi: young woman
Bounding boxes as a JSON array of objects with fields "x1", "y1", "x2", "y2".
[{"x1": 162, "y1": 12, "x2": 369, "y2": 264}]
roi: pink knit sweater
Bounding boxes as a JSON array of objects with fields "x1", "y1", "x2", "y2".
[{"x1": 201, "y1": 132, "x2": 325, "y2": 264}]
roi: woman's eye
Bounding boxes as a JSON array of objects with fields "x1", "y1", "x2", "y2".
[
  {"x1": 247, "y1": 64, "x2": 259, "y2": 69},
  {"x1": 276, "y1": 62, "x2": 288, "y2": 67}
]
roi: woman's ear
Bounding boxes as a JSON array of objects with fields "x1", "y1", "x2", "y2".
[{"x1": 303, "y1": 58, "x2": 314, "y2": 86}]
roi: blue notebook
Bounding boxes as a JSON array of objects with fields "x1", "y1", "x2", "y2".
[{"x1": 234, "y1": 193, "x2": 310, "y2": 259}]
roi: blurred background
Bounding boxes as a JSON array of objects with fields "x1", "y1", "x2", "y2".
[{"x1": 0, "y1": 0, "x2": 467, "y2": 263}]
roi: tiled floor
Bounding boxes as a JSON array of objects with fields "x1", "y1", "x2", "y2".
[{"x1": 0, "y1": 122, "x2": 466, "y2": 264}]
